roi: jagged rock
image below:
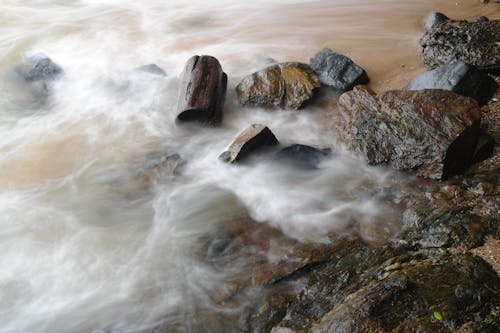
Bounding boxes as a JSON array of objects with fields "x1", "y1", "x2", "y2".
[
  {"x1": 407, "y1": 61, "x2": 497, "y2": 106},
  {"x1": 332, "y1": 86, "x2": 482, "y2": 179},
  {"x1": 177, "y1": 55, "x2": 227, "y2": 125},
  {"x1": 309, "y1": 48, "x2": 368, "y2": 91},
  {"x1": 310, "y1": 253, "x2": 500, "y2": 333},
  {"x1": 236, "y1": 62, "x2": 321, "y2": 110},
  {"x1": 421, "y1": 18, "x2": 500, "y2": 74},
  {"x1": 134, "y1": 64, "x2": 167, "y2": 76},
  {"x1": 219, "y1": 124, "x2": 279, "y2": 163},
  {"x1": 275, "y1": 144, "x2": 332, "y2": 169},
  {"x1": 424, "y1": 12, "x2": 450, "y2": 30},
  {"x1": 15, "y1": 53, "x2": 63, "y2": 82}
]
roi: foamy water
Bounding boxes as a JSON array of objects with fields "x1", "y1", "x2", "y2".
[{"x1": 0, "y1": 1, "x2": 497, "y2": 332}]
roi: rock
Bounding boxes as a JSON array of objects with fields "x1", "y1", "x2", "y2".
[
  {"x1": 134, "y1": 64, "x2": 167, "y2": 76},
  {"x1": 309, "y1": 48, "x2": 368, "y2": 91},
  {"x1": 275, "y1": 144, "x2": 332, "y2": 169},
  {"x1": 472, "y1": 131, "x2": 495, "y2": 164},
  {"x1": 424, "y1": 12, "x2": 450, "y2": 30},
  {"x1": 333, "y1": 86, "x2": 482, "y2": 179},
  {"x1": 15, "y1": 53, "x2": 63, "y2": 82},
  {"x1": 177, "y1": 55, "x2": 227, "y2": 125},
  {"x1": 219, "y1": 124, "x2": 279, "y2": 163},
  {"x1": 421, "y1": 18, "x2": 500, "y2": 74},
  {"x1": 407, "y1": 61, "x2": 498, "y2": 106},
  {"x1": 310, "y1": 253, "x2": 500, "y2": 333},
  {"x1": 236, "y1": 62, "x2": 321, "y2": 110}
]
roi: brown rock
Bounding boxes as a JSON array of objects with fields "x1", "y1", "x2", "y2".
[
  {"x1": 176, "y1": 55, "x2": 227, "y2": 125},
  {"x1": 333, "y1": 86, "x2": 482, "y2": 179},
  {"x1": 219, "y1": 124, "x2": 279, "y2": 163},
  {"x1": 236, "y1": 62, "x2": 321, "y2": 110}
]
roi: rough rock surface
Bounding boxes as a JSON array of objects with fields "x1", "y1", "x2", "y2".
[
  {"x1": 177, "y1": 55, "x2": 227, "y2": 125},
  {"x1": 219, "y1": 124, "x2": 279, "y2": 163},
  {"x1": 15, "y1": 53, "x2": 63, "y2": 82},
  {"x1": 424, "y1": 12, "x2": 450, "y2": 30},
  {"x1": 407, "y1": 60, "x2": 497, "y2": 106},
  {"x1": 236, "y1": 62, "x2": 321, "y2": 110},
  {"x1": 275, "y1": 144, "x2": 332, "y2": 169},
  {"x1": 332, "y1": 86, "x2": 482, "y2": 179},
  {"x1": 309, "y1": 48, "x2": 369, "y2": 91},
  {"x1": 421, "y1": 18, "x2": 500, "y2": 74}
]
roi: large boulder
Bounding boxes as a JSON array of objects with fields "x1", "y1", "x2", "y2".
[
  {"x1": 236, "y1": 62, "x2": 321, "y2": 110},
  {"x1": 421, "y1": 18, "x2": 500, "y2": 74},
  {"x1": 332, "y1": 86, "x2": 482, "y2": 179},
  {"x1": 309, "y1": 48, "x2": 369, "y2": 91},
  {"x1": 219, "y1": 124, "x2": 279, "y2": 163},
  {"x1": 407, "y1": 61, "x2": 498, "y2": 106}
]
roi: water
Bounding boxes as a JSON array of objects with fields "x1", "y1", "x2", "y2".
[{"x1": 0, "y1": 1, "x2": 497, "y2": 332}]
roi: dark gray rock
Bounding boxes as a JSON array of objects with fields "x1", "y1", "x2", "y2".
[
  {"x1": 309, "y1": 48, "x2": 369, "y2": 91},
  {"x1": 236, "y1": 62, "x2": 321, "y2": 110},
  {"x1": 472, "y1": 131, "x2": 495, "y2": 164},
  {"x1": 219, "y1": 124, "x2": 279, "y2": 163},
  {"x1": 333, "y1": 86, "x2": 482, "y2": 179},
  {"x1": 424, "y1": 12, "x2": 449, "y2": 30},
  {"x1": 134, "y1": 64, "x2": 167, "y2": 76},
  {"x1": 275, "y1": 144, "x2": 332, "y2": 169},
  {"x1": 421, "y1": 18, "x2": 500, "y2": 74},
  {"x1": 407, "y1": 61, "x2": 498, "y2": 106},
  {"x1": 15, "y1": 53, "x2": 63, "y2": 82}
]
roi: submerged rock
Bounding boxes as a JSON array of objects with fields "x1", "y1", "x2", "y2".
[
  {"x1": 424, "y1": 12, "x2": 450, "y2": 30},
  {"x1": 275, "y1": 144, "x2": 332, "y2": 169},
  {"x1": 15, "y1": 53, "x2": 63, "y2": 82},
  {"x1": 332, "y1": 86, "x2": 482, "y2": 179},
  {"x1": 421, "y1": 18, "x2": 500, "y2": 74},
  {"x1": 309, "y1": 48, "x2": 369, "y2": 91},
  {"x1": 407, "y1": 61, "x2": 498, "y2": 106},
  {"x1": 219, "y1": 124, "x2": 279, "y2": 163},
  {"x1": 5, "y1": 54, "x2": 64, "y2": 109},
  {"x1": 134, "y1": 63, "x2": 167, "y2": 76},
  {"x1": 236, "y1": 62, "x2": 321, "y2": 110}
]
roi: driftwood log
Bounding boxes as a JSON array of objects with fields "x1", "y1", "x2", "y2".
[{"x1": 176, "y1": 55, "x2": 227, "y2": 125}]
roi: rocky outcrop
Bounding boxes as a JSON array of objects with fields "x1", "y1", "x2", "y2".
[
  {"x1": 236, "y1": 62, "x2": 321, "y2": 110},
  {"x1": 219, "y1": 124, "x2": 279, "y2": 163},
  {"x1": 331, "y1": 86, "x2": 482, "y2": 179},
  {"x1": 407, "y1": 61, "x2": 497, "y2": 106},
  {"x1": 275, "y1": 144, "x2": 332, "y2": 169},
  {"x1": 309, "y1": 48, "x2": 369, "y2": 91},
  {"x1": 421, "y1": 18, "x2": 500, "y2": 74},
  {"x1": 176, "y1": 55, "x2": 227, "y2": 125}
]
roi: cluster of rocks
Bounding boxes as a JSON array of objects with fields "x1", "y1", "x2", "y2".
[{"x1": 148, "y1": 10, "x2": 500, "y2": 333}]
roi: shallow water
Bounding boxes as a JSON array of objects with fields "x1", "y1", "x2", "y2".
[{"x1": 0, "y1": 1, "x2": 497, "y2": 332}]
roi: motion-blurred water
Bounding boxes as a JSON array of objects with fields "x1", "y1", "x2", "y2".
[{"x1": 0, "y1": 1, "x2": 496, "y2": 332}]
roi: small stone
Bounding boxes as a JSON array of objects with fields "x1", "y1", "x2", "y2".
[
  {"x1": 275, "y1": 144, "x2": 332, "y2": 169},
  {"x1": 219, "y1": 124, "x2": 279, "y2": 163},
  {"x1": 309, "y1": 48, "x2": 369, "y2": 91}
]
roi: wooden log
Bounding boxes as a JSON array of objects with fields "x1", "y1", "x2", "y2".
[{"x1": 176, "y1": 55, "x2": 227, "y2": 125}]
